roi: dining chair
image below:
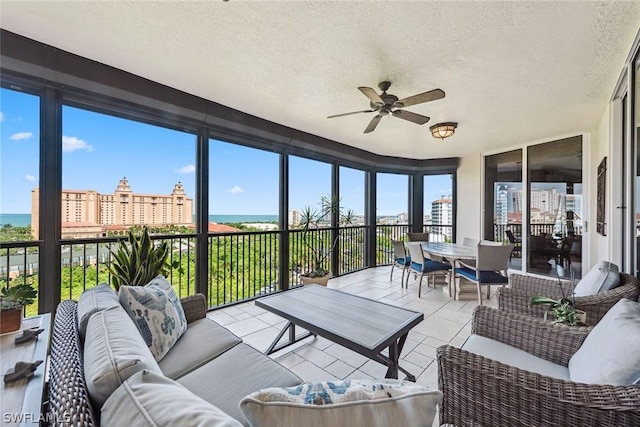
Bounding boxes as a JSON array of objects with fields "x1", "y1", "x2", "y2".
[
  {"x1": 407, "y1": 232, "x2": 430, "y2": 242},
  {"x1": 406, "y1": 243, "x2": 451, "y2": 297},
  {"x1": 455, "y1": 243, "x2": 514, "y2": 305},
  {"x1": 504, "y1": 229, "x2": 522, "y2": 260},
  {"x1": 390, "y1": 240, "x2": 411, "y2": 285},
  {"x1": 462, "y1": 237, "x2": 479, "y2": 247}
]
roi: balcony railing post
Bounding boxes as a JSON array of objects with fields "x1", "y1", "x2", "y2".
[{"x1": 195, "y1": 127, "x2": 209, "y2": 299}]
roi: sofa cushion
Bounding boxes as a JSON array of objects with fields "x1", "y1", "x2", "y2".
[
  {"x1": 573, "y1": 261, "x2": 620, "y2": 297},
  {"x1": 569, "y1": 298, "x2": 640, "y2": 385},
  {"x1": 119, "y1": 276, "x2": 188, "y2": 361},
  {"x1": 84, "y1": 305, "x2": 162, "y2": 408},
  {"x1": 77, "y1": 283, "x2": 120, "y2": 340},
  {"x1": 101, "y1": 370, "x2": 242, "y2": 427},
  {"x1": 177, "y1": 342, "x2": 302, "y2": 425},
  {"x1": 158, "y1": 317, "x2": 242, "y2": 380},
  {"x1": 461, "y1": 335, "x2": 570, "y2": 380},
  {"x1": 239, "y1": 379, "x2": 442, "y2": 427}
]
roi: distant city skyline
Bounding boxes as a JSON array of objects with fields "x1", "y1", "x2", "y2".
[{"x1": 1, "y1": 87, "x2": 452, "y2": 216}]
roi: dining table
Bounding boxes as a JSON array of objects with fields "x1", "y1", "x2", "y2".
[{"x1": 421, "y1": 242, "x2": 477, "y2": 300}]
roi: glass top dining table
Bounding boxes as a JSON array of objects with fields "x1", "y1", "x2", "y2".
[{"x1": 421, "y1": 242, "x2": 477, "y2": 300}]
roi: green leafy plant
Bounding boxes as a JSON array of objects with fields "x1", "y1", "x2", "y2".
[
  {"x1": 298, "y1": 195, "x2": 355, "y2": 278},
  {"x1": 108, "y1": 226, "x2": 178, "y2": 290},
  {"x1": 0, "y1": 283, "x2": 37, "y2": 310},
  {"x1": 529, "y1": 296, "x2": 581, "y2": 326}
]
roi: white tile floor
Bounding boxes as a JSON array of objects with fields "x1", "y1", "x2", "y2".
[{"x1": 208, "y1": 266, "x2": 499, "y2": 391}]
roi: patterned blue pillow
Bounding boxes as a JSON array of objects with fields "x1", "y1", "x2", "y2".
[
  {"x1": 240, "y1": 379, "x2": 442, "y2": 427},
  {"x1": 119, "y1": 276, "x2": 188, "y2": 361}
]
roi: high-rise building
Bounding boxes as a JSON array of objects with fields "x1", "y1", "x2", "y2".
[
  {"x1": 31, "y1": 178, "x2": 193, "y2": 238},
  {"x1": 431, "y1": 195, "x2": 452, "y2": 240},
  {"x1": 288, "y1": 209, "x2": 301, "y2": 227}
]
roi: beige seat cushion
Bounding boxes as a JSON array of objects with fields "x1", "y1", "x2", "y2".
[
  {"x1": 461, "y1": 335, "x2": 570, "y2": 380},
  {"x1": 84, "y1": 305, "x2": 162, "y2": 408},
  {"x1": 102, "y1": 370, "x2": 242, "y2": 427},
  {"x1": 177, "y1": 343, "x2": 302, "y2": 425},
  {"x1": 239, "y1": 379, "x2": 442, "y2": 427},
  {"x1": 159, "y1": 317, "x2": 242, "y2": 380},
  {"x1": 77, "y1": 283, "x2": 120, "y2": 340}
]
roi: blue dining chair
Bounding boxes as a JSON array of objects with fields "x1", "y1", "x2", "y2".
[
  {"x1": 390, "y1": 240, "x2": 411, "y2": 285},
  {"x1": 455, "y1": 243, "x2": 514, "y2": 305},
  {"x1": 406, "y1": 243, "x2": 451, "y2": 297}
]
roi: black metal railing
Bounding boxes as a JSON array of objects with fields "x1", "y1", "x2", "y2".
[
  {"x1": 2, "y1": 223, "x2": 443, "y2": 310},
  {"x1": 494, "y1": 223, "x2": 583, "y2": 242}
]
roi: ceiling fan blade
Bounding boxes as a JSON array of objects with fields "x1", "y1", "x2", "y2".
[
  {"x1": 392, "y1": 109, "x2": 430, "y2": 125},
  {"x1": 358, "y1": 87, "x2": 384, "y2": 106},
  {"x1": 364, "y1": 115, "x2": 383, "y2": 133},
  {"x1": 327, "y1": 110, "x2": 376, "y2": 119},
  {"x1": 393, "y1": 89, "x2": 445, "y2": 108}
]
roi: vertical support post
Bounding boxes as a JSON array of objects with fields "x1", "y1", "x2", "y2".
[
  {"x1": 365, "y1": 170, "x2": 377, "y2": 267},
  {"x1": 279, "y1": 152, "x2": 290, "y2": 290},
  {"x1": 451, "y1": 172, "x2": 458, "y2": 243},
  {"x1": 410, "y1": 172, "x2": 424, "y2": 233},
  {"x1": 195, "y1": 128, "x2": 209, "y2": 300},
  {"x1": 331, "y1": 163, "x2": 340, "y2": 277},
  {"x1": 39, "y1": 87, "x2": 62, "y2": 315}
]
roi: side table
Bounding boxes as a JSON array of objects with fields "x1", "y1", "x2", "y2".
[{"x1": 1, "y1": 313, "x2": 51, "y2": 427}]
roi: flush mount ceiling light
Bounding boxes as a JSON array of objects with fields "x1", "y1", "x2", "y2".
[{"x1": 429, "y1": 122, "x2": 457, "y2": 139}]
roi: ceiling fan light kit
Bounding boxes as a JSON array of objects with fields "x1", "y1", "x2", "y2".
[
  {"x1": 328, "y1": 81, "x2": 445, "y2": 134},
  {"x1": 430, "y1": 122, "x2": 457, "y2": 140}
]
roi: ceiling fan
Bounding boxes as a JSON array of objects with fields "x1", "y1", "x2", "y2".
[{"x1": 327, "y1": 81, "x2": 445, "y2": 133}]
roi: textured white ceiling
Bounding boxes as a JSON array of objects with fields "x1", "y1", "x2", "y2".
[{"x1": 1, "y1": 1, "x2": 638, "y2": 159}]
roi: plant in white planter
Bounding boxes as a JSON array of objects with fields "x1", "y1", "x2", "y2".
[
  {"x1": 297, "y1": 195, "x2": 354, "y2": 286},
  {"x1": 530, "y1": 262, "x2": 585, "y2": 326}
]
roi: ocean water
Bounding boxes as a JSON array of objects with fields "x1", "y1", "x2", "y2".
[
  {"x1": 0, "y1": 213, "x2": 278, "y2": 226},
  {"x1": 0, "y1": 213, "x2": 31, "y2": 227}
]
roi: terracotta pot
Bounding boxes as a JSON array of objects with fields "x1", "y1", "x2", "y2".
[
  {"x1": 0, "y1": 308, "x2": 23, "y2": 334},
  {"x1": 300, "y1": 273, "x2": 332, "y2": 287}
]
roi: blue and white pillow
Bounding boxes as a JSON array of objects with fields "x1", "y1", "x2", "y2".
[
  {"x1": 119, "y1": 276, "x2": 188, "y2": 361},
  {"x1": 239, "y1": 379, "x2": 442, "y2": 427}
]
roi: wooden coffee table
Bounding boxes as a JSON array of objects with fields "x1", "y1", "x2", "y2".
[{"x1": 256, "y1": 285, "x2": 424, "y2": 381}]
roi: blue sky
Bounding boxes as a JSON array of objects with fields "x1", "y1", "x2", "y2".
[{"x1": 1, "y1": 87, "x2": 452, "y2": 216}]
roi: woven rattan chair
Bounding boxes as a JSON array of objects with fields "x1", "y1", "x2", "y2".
[
  {"x1": 390, "y1": 240, "x2": 411, "y2": 285},
  {"x1": 498, "y1": 272, "x2": 640, "y2": 326},
  {"x1": 437, "y1": 306, "x2": 640, "y2": 427}
]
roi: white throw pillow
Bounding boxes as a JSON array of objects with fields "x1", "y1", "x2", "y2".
[
  {"x1": 239, "y1": 379, "x2": 442, "y2": 427},
  {"x1": 102, "y1": 370, "x2": 242, "y2": 427},
  {"x1": 119, "y1": 276, "x2": 188, "y2": 361},
  {"x1": 77, "y1": 283, "x2": 120, "y2": 340},
  {"x1": 569, "y1": 298, "x2": 640, "y2": 385},
  {"x1": 84, "y1": 305, "x2": 162, "y2": 408},
  {"x1": 573, "y1": 261, "x2": 620, "y2": 297}
]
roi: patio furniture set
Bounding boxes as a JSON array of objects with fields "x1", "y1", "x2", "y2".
[{"x1": 45, "y1": 244, "x2": 640, "y2": 426}]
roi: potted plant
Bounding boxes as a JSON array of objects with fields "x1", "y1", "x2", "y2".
[
  {"x1": 529, "y1": 296, "x2": 586, "y2": 326},
  {"x1": 0, "y1": 283, "x2": 37, "y2": 333},
  {"x1": 297, "y1": 195, "x2": 355, "y2": 286},
  {"x1": 109, "y1": 226, "x2": 176, "y2": 290}
]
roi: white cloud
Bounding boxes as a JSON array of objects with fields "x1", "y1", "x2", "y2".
[
  {"x1": 0, "y1": 112, "x2": 4, "y2": 122},
  {"x1": 228, "y1": 185, "x2": 244, "y2": 194},
  {"x1": 62, "y1": 135, "x2": 93, "y2": 152},
  {"x1": 9, "y1": 131, "x2": 32, "y2": 141},
  {"x1": 176, "y1": 164, "x2": 195, "y2": 174},
  {"x1": 24, "y1": 174, "x2": 36, "y2": 182}
]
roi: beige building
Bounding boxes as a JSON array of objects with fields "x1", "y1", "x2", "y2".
[{"x1": 32, "y1": 178, "x2": 194, "y2": 238}]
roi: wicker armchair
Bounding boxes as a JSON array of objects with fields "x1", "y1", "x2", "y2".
[
  {"x1": 437, "y1": 306, "x2": 640, "y2": 427},
  {"x1": 498, "y1": 272, "x2": 640, "y2": 326}
]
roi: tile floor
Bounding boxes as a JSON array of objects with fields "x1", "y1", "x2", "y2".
[{"x1": 208, "y1": 266, "x2": 499, "y2": 391}]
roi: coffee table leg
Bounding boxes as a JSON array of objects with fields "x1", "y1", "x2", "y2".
[
  {"x1": 265, "y1": 321, "x2": 314, "y2": 355},
  {"x1": 385, "y1": 341, "x2": 399, "y2": 379}
]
